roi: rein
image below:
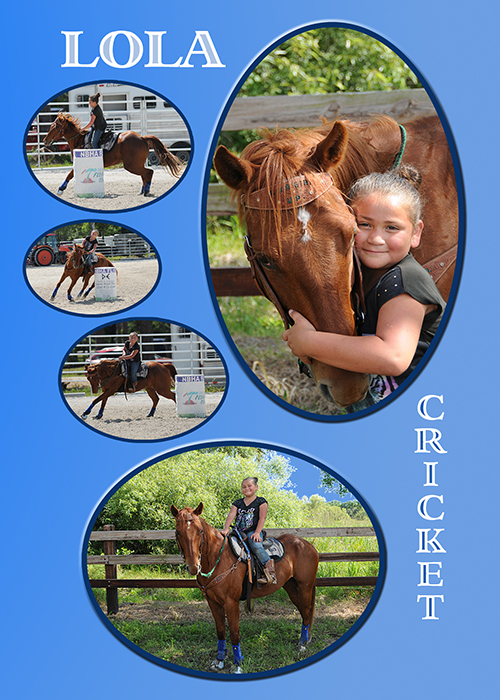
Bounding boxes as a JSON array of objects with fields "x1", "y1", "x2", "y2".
[
  {"x1": 176, "y1": 524, "x2": 241, "y2": 597},
  {"x1": 92, "y1": 360, "x2": 122, "y2": 391}
]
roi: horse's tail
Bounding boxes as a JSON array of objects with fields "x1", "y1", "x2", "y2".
[{"x1": 144, "y1": 136, "x2": 182, "y2": 178}]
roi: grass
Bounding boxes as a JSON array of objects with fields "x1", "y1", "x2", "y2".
[
  {"x1": 207, "y1": 216, "x2": 247, "y2": 267},
  {"x1": 89, "y1": 572, "x2": 374, "y2": 674}
]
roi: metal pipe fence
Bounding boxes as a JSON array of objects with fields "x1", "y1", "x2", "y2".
[{"x1": 62, "y1": 330, "x2": 226, "y2": 388}]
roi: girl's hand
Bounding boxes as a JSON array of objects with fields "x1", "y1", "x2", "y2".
[
  {"x1": 250, "y1": 532, "x2": 262, "y2": 542},
  {"x1": 282, "y1": 310, "x2": 316, "y2": 362}
]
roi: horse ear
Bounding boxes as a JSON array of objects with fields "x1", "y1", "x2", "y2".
[
  {"x1": 194, "y1": 502, "x2": 204, "y2": 515},
  {"x1": 171, "y1": 505, "x2": 179, "y2": 517},
  {"x1": 310, "y1": 121, "x2": 349, "y2": 171},
  {"x1": 214, "y1": 145, "x2": 253, "y2": 190}
]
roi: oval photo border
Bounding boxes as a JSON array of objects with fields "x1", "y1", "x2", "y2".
[
  {"x1": 82, "y1": 439, "x2": 387, "y2": 680},
  {"x1": 24, "y1": 79, "x2": 194, "y2": 214},
  {"x1": 202, "y1": 21, "x2": 465, "y2": 422}
]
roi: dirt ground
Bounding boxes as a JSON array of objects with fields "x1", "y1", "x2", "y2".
[
  {"x1": 106, "y1": 594, "x2": 369, "y2": 627},
  {"x1": 64, "y1": 389, "x2": 225, "y2": 440},
  {"x1": 32, "y1": 165, "x2": 184, "y2": 211},
  {"x1": 26, "y1": 258, "x2": 159, "y2": 314}
]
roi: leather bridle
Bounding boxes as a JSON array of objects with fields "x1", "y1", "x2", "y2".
[{"x1": 241, "y1": 172, "x2": 366, "y2": 334}]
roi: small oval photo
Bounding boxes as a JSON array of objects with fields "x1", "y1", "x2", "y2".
[
  {"x1": 206, "y1": 25, "x2": 463, "y2": 419},
  {"x1": 61, "y1": 320, "x2": 227, "y2": 441},
  {"x1": 26, "y1": 82, "x2": 191, "y2": 212},
  {"x1": 84, "y1": 445, "x2": 384, "y2": 678},
  {"x1": 24, "y1": 222, "x2": 159, "y2": 316}
]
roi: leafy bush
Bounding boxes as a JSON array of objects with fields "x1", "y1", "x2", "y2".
[{"x1": 91, "y1": 448, "x2": 304, "y2": 555}]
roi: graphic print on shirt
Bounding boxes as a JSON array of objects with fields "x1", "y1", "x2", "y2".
[{"x1": 235, "y1": 506, "x2": 257, "y2": 532}]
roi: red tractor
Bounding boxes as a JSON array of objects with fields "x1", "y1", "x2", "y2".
[{"x1": 28, "y1": 233, "x2": 73, "y2": 266}]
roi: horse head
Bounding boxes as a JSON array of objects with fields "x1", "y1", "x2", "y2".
[
  {"x1": 44, "y1": 112, "x2": 83, "y2": 148},
  {"x1": 85, "y1": 363, "x2": 101, "y2": 393},
  {"x1": 85, "y1": 359, "x2": 120, "y2": 392},
  {"x1": 72, "y1": 244, "x2": 85, "y2": 268},
  {"x1": 171, "y1": 503, "x2": 205, "y2": 575},
  {"x1": 214, "y1": 122, "x2": 369, "y2": 407}
]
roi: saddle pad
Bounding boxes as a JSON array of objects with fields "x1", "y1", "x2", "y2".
[
  {"x1": 119, "y1": 361, "x2": 149, "y2": 379},
  {"x1": 100, "y1": 131, "x2": 119, "y2": 152},
  {"x1": 228, "y1": 533, "x2": 285, "y2": 562}
]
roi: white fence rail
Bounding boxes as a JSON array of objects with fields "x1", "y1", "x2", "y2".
[
  {"x1": 62, "y1": 330, "x2": 226, "y2": 389},
  {"x1": 63, "y1": 233, "x2": 155, "y2": 260}
]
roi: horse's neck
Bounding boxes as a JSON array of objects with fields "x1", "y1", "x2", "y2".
[
  {"x1": 66, "y1": 122, "x2": 85, "y2": 147},
  {"x1": 200, "y1": 518, "x2": 227, "y2": 570}
]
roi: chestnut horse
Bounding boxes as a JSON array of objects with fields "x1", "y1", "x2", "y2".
[
  {"x1": 171, "y1": 503, "x2": 319, "y2": 673},
  {"x1": 44, "y1": 112, "x2": 182, "y2": 196},
  {"x1": 214, "y1": 114, "x2": 458, "y2": 409},
  {"x1": 83, "y1": 358, "x2": 177, "y2": 420},
  {"x1": 51, "y1": 244, "x2": 115, "y2": 302}
]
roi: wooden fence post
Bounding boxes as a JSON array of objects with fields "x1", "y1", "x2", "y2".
[{"x1": 103, "y1": 524, "x2": 119, "y2": 615}]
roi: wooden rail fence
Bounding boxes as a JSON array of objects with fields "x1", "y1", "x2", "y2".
[
  {"x1": 88, "y1": 524, "x2": 380, "y2": 614},
  {"x1": 208, "y1": 88, "x2": 437, "y2": 296}
]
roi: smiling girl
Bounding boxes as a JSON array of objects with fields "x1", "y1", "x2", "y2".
[{"x1": 283, "y1": 166, "x2": 446, "y2": 407}]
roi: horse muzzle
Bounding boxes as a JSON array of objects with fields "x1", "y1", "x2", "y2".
[
  {"x1": 312, "y1": 361, "x2": 369, "y2": 408},
  {"x1": 186, "y1": 561, "x2": 201, "y2": 576}
]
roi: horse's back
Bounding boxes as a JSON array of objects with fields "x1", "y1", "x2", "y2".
[{"x1": 277, "y1": 533, "x2": 319, "y2": 576}]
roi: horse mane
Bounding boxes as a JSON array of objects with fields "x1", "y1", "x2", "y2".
[
  {"x1": 58, "y1": 112, "x2": 85, "y2": 133},
  {"x1": 236, "y1": 115, "x2": 400, "y2": 237},
  {"x1": 96, "y1": 358, "x2": 121, "y2": 379}
]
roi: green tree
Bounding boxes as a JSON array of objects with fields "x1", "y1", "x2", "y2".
[
  {"x1": 91, "y1": 448, "x2": 304, "y2": 555},
  {"x1": 240, "y1": 28, "x2": 420, "y2": 97}
]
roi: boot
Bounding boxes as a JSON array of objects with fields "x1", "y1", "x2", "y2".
[{"x1": 258, "y1": 559, "x2": 277, "y2": 585}]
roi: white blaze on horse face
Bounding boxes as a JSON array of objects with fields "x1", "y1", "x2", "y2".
[{"x1": 297, "y1": 207, "x2": 312, "y2": 242}]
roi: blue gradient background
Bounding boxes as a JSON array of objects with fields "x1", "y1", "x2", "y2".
[{"x1": 4, "y1": 2, "x2": 498, "y2": 698}]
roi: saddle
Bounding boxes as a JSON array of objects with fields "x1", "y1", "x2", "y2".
[
  {"x1": 84, "y1": 129, "x2": 119, "y2": 152},
  {"x1": 228, "y1": 531, "x2": 285, "y2": 609},
  {"x1": 119, "y1": 360, "x2": 148, "y2": 390}
]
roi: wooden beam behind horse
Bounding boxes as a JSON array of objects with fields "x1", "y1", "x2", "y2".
[
  {"x1": 171, "y1": 503, "x2": 319, "y2": 673},
  {"x1": 44, "y1": 112, "x2": 182, "y2": 196},
  {"x1": 83, "y1": 359, "x2": 177, "y2": 420},
  {"x1": 50, "y1": 244, "x2": 115, "y2": 302},
  {"x1": 214, "y1": 114, "x2": 458, "y2": 408}
]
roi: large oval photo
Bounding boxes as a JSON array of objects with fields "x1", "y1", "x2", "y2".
[
  {"x1": 206, "y1": 25, "x2": 463, "y2": 419},
  {"x1": 84, "y1": 444, "x2": 385, "y2": 678}
]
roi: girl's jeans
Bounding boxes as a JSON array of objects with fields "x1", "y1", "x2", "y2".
[
  {"x1": 246, "y1": 530, "x2": 270, "y2": 565},
  {"x1": 91, "y1": 128, "x2": 103, "y2": 148}
]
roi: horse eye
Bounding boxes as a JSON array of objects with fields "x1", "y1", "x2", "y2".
[{"x1": 258, "y1": 255, "x2": 276, "y2": 270}]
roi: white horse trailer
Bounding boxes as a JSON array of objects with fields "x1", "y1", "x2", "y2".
[{"x1": 67, "y1": 83, "x2": 191, "y2": 164}]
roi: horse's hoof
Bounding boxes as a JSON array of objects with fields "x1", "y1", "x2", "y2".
[
  {"x1": 297, "y1": 643, "x2": 307, "y2": 654},
  {"x1": 81, "y1": 414, "x2": 89, "y2": 420},
  {"x1": 93, "y1": 415, "x2": 103, "y2": 420},
  {"x1": 231, "y1": 666, "x2": 243, "y2": 675},
  {"x1": 210, "y1": 659, "x2": 224, "y2": 671}
]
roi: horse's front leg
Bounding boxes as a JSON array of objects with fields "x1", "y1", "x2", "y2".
[
  {"x1": 206, "y1": 597, "x2": 227, "y2": 671},
  {"x1": 66, "y1": 276, "x2": 79, "y2": 302},
  {"x1": 82, "y1": 390, "x2": 109, "y2": 420},
  {"x1": 78, "y1": 273, "x2": 93, "y2": 298},
  {"x1": 83, "y1": 281, "x2": 95, "y2": 298},
  {"x1": 58, "y1": 168, "x2": 74, "y2": 195},
  {"x1": 51, "y1": 271, "x2": 68, "y2": 300},
  {"x1": 225, "y1": 598, "x2": 243, "y2": 673}
]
